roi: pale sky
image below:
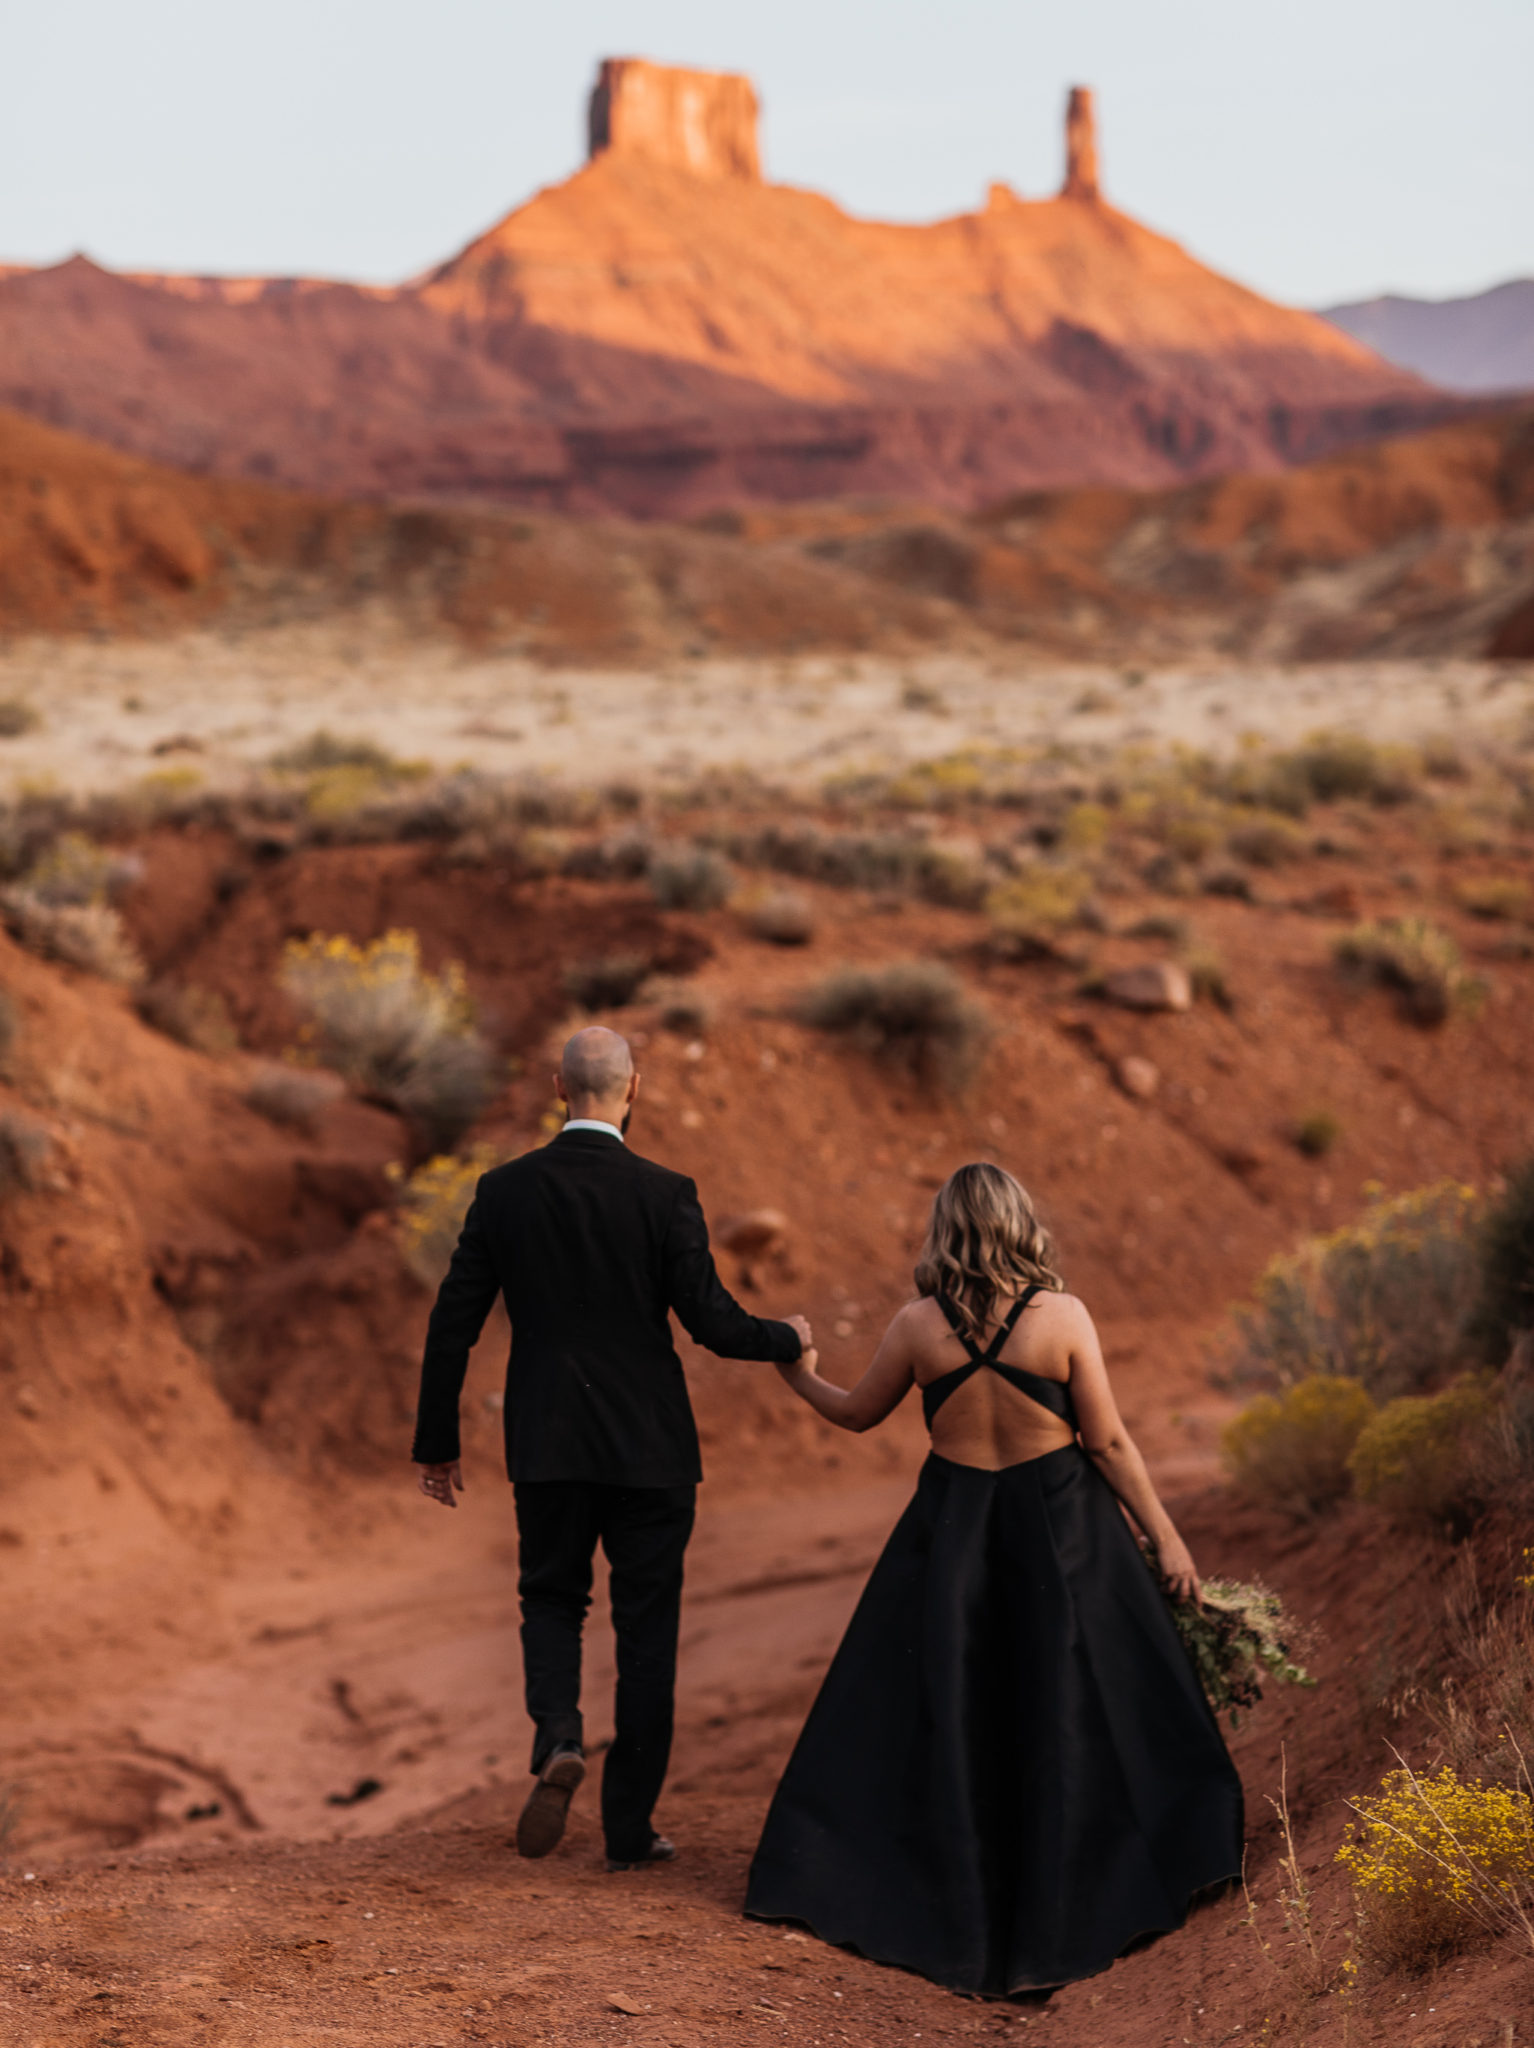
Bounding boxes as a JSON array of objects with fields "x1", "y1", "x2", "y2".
[{"x1": 4, "y1": 0, "x2": 1530, "y2": 309}]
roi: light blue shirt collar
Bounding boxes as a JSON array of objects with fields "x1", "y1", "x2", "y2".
[{"x1": 562, "y1": 1119, "x2": 625, "y2": 1143}]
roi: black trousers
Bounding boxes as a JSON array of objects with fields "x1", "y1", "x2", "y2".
[{"x1": 514, "y1": 1480, "x2": 696, "y2": 1861}]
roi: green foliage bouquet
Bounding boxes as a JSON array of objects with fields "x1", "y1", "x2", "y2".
[{"x1": 1145, "y1": 1552, "x2": 1316, "y2": 1727}]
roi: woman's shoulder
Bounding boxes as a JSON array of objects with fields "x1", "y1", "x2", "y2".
[{"x1": 1028, "y1": 1287, "x2": 1092, "y2": 1328}]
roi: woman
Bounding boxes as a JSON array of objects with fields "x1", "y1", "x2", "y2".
[{"x1": 746, "y1": 1164, "x2": 1243, "y2": 1999}]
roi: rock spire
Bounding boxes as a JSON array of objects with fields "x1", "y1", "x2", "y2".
[
  {"x1": 587, "y1": 58, "x2": 762, "y2": 182},
  {"x1": 1061, "y1": 86, "x2": 1101, "y2": 201}
]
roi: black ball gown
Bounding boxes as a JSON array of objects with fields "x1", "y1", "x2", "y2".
[{"x1": 745, "y1": 1290, "x2": 1244, "y2": 1998}]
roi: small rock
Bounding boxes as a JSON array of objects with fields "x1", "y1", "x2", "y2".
[
  {"x1": 607, "y1": 1994, "x2": 648, "y2": 2015},
  {"x1": 1103, "y1": 962, "x2": 1191, "y2": 1013},
  {"x1": 715, "y1": 1209, "x2": 787, "y2": 1256},
  {"x1": 1115, "y1": 1055, "x2": 1160, "y2": 1100}
]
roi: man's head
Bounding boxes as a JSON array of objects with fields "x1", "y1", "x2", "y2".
[{"x1": 556, "y1": 1025, "x2": 639, "y2": 1128}]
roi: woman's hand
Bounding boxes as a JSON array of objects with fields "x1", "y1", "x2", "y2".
[{"x1": 1156, "y1": 1531, "x2": 1202, "y2": 1606}]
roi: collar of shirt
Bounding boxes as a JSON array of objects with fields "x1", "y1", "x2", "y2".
[{"x1": 561, "y1": 1119, "x2": 626, "y2": 1143}]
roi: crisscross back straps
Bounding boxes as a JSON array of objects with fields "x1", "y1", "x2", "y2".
[{"x1": 935, "y1": 1285, "x2": 1041, "y2": 1362}]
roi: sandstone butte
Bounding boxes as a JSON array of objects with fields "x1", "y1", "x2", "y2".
[{"x1": 0, "y1": 59, "x2": 1467, "y2": 518}]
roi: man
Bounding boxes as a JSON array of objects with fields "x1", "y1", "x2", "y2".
[{"x1": 413, "y1": 1025, "x2": 810, "y2": 1871}]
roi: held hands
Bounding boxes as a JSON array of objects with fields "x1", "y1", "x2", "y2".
[
  {"x1": 781, "y1": 1314, "x2": 819, "y2": 1378},
  {"x1": 417, "y1": 1460, "x2": 463, "y2": 1508}
]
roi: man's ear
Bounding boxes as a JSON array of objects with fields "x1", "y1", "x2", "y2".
[
  {"x1": 627, "y1": 1070, "x2": 641, "y2": 1104},
  {"x1": 554, "y1": 1072, "x2": 569, "y2": 1105}
]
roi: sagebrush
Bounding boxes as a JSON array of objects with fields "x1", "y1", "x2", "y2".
[
  {"x1": 796, "y1": 961, "x2": 989, "y2": 1093},
  {"x1": 1222, "y1": 1181, "x2": 1483, "y2": 1399},
  {"x1": 281, "y1": 929, "x2": 494, "y2": 1149}
]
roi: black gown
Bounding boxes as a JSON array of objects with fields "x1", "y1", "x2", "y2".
[{"x1": 745, "y1": 1290, "x2": 1245, "y2": 1998}]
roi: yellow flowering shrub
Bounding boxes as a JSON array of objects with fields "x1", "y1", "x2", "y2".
[
  {"x1": 1222, "y1": 1375, "x2": 1375, "y2": 1515},
  {"x1": 1347, "y1": 1379, "x2": 1498, "y2": 1529},
  {"x1": 280, "y1": 929, "x2": 492, "y2": 1148},
  {"x1": 986, "y1": 866, "x2": 1093, "y2": 951},
  {"x1": 1224, "y1": 1180, "x2": 1482, "y2": 1399},
  {"x1": 1338, "y1": 1764, "x2": 1534, "y2": 1971},
  {"x1": 394, "y1": 1150, "x2": 494, "y2": 1288}
]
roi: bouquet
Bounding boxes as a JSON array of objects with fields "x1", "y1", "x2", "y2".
[{"x1": 1144, "y1": 1549, "x2": 1316, "y2": 1727}]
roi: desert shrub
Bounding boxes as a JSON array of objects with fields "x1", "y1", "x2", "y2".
[
  {"x1": 645, "y1": 976, "x2": 716, "y2": 1035},
  {"x1": 1472, "y1": 1156, "x2": 1534, "y2": 1365},
  {"x1": 0, "y1": 699, "x2": 40, "y2": 738},
  {"x1": 1184, "y1": 945, "x2": 1233, "y2": 1010},
  {"x1": 14, "y1": 832, "x2": 139, "y2": 907},
  {"x1": 136, "y1": 980, "x2": 239, "y2": 1055},
  {"x1": 986, "y1": 866, "x2": 1093, "y2": 955},
  {"x1": 742, "y1": 889, "x2": 815, "y2": 946},
  {"x1": 1291, "y1": 732, "x2": 1416, "y2": 806},
  {"x1": 717, "y1": 822, "x2": 985, "y2": 908},
  {"x1": 796, "y1": 960, "x2": 989, "y2": 1093},
  {"x1": 1227, "y1": 813, "x2": 1305, "y2": 867},
  {"x1": 0, "y1": 892, "x2": 143, "y2": 984},
  {"x1": 1061, "y1": 801, "x2": 1110, "y2": 853},
  {"x1": 1453, "y1": 875, "x2": 1531, "y2": 921},
  {"x1": 1422, "y1": 735, "x2": 1468, "y2": 780},
  {"x1": 1347, "y1": 1379, "x2": 1499, "y2": 1530},
  {"x1": 563, "y1": 953, "x2": 652, "y2": 1011},
  {"x1": 1125, "y1": 912, "x2": 1191, "y2": 943},
  {"x1": 561, "y1": 827, "x2": 655, "y2": 881},
  {"x1": 0, "y1": 1110, "x2": 52, "y2": 1199},
  {"x1": 1152, "y1": 801, "x2": 1224, "y2": 863},
  {"x1": 395, "y1": 1150, "x2": 493, "y2": 1288},
  {"x1": 1335, "y1": 917, "x2": 1481, "y2": 1026},
  {"x1": 245, "y1": 1063, "x2": 345, "y2": 1132},
  {"x1": 648, "y1": 845, "x2": 735, "y2": 912},
  {"x1": 1222, "y1": 1375, "x2": 1376, "y2": 1515},
  {"x1": 1223, "y1": 1180, "x2": 1483, "y2": 1398},
  {"x1": 269, "y1": 730, "x2": 400, "y2": 775},
  {"x1": 1339, "y1": 1763, "x2": 1534, "y2": 1971},
  {"x1": 1294, "y1": 1108, "x2": 1342, "y2": 1158},
  {"x1": 280, "y1": 929, "x2": 494, "y2": 1149}
]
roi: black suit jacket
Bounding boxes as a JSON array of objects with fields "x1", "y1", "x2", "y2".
[{"x1": 411, "y1": 1128, "x2": 801, "y2": 1486}]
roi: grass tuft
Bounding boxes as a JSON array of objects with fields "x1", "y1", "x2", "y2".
[{"x1": 1335, "y1": 916, "x2": 1482, "y2": 1026}]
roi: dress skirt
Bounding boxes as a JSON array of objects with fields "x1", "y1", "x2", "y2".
[{"x1": 744, "y1": 1446, "x2": 1244, "y2": 1997}]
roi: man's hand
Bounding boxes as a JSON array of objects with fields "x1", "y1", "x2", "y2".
[
  {"x1": 781, "y1": 1314, "x2": 818, "y2": 1377},
  {"x1": 417, "y1": 1460, "x2": 464, "y2": 1508}
]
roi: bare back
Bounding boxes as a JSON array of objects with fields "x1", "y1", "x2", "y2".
[{"x1": 908, "y1": 1291, "x2": 1077, "y2": 1471}]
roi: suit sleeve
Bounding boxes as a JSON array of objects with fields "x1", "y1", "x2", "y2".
[
  {"x1": 663, "y1": 1178, "x2": 803, "y2": 1363},
  {"x1": 411, "y1": 1190, "x2": 501, "y2": 1464}
]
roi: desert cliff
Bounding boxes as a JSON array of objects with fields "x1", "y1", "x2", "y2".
[{"x1": 0, "y1": 62, "x2": 1461, "y2": 518}]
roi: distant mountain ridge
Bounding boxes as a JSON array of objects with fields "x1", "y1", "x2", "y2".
[
  {"x1": 0, "y1": 58, "x2": 1467, "y2": 518},
  {"x1": 1322, "y1": 280, "x2": 1534, "y2": 395}
]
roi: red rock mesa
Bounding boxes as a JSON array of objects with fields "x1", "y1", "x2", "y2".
[
  {"x1": 0, "y1": 61, "x2": 1463, "y2": 516},
  {"x1": 588, "y1": 57, "x2": 762, "y2": 181}
]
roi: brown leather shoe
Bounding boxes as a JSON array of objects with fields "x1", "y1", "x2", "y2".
[
  {"x1": 515, "y1": 1748, "x2": 585, "y2": 1859},
  {"x1": 605, "y1": 1834, "x2": 677, "y2": 1872}
]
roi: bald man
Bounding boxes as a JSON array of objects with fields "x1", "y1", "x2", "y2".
[{"x1": 413, "y1": 1026, "x2": 811, "y2": 1871}]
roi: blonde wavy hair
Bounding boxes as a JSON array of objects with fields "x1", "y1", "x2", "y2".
[{"x1": 914, "y1": 1163, "x2": 1064, "y2": 1340}]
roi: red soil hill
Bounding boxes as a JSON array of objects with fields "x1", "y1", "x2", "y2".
[
  {"x1": 0, "y1": 61, "x2": 1461, "y2": 518},
  {"x1": 4, "y1": 398, "x2": 1532, "y2": 660}
]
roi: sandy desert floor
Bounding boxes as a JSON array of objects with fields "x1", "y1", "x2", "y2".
[
  {"x1": 0, "y1": 625, "x2": 1530, "y2": 794},
  {"x1": 4, "y1": 641, "x2": 1534, "y2": 2045}
]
